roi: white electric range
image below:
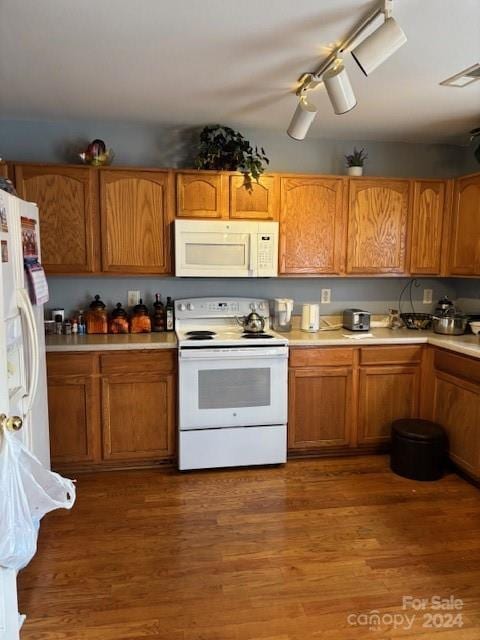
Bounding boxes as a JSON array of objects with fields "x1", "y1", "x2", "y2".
[{"x1": 175, "y1": 297, "x2": 288, "y2": 470}]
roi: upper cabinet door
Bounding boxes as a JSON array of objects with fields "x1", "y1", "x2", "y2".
[
  {"x1": 229, "y1": 175, "x2": 279, "y2": 219},
  {"x1": 410, "y1": 180, "x2": 448, "y2": 275},
  {"x1": 449, "y1": 174, "x2": 480, "y2": 275},
  {"x1": 346, "y1": 179, "x2": 410, "y2": 274},
  {"x1": 100, "y1": 170, "x2": 172, "y2": 274},
  {"x1": 176, "y1": 172, "x2": 228, "y2": 218},
  {"x1": 279, "y1": 177, "x2": 346, "y2": 274},
  {"x1": 14, "y1": 164, "x2": 98, "y2": 273}
]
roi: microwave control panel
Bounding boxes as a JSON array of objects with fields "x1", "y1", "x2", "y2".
[{"x1": 257, "y1": 233, "x2": 277, "y2": 275}]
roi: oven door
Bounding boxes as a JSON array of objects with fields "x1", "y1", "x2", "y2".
[
  {"x1": 175, "y1": 228, "x2": 255, "y2": 277},
  {"x1": 179, "y1": 347, "x2": 288, "y2": 430}
]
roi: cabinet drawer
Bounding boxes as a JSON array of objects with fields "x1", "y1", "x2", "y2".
[
  {"x1": 47, "y1": 352, "x2": 97, "y2": 377},
  {"x1": 434, "y1": 349, "x2": 480, "y2": 385},
  {"x1": 100, "y1": 350, "x2": 175, "y2": 374},
  {"x1": 360, "y1": 345, "x2": 423, "y2": 366},
  {"x1": 289, "y1": 347, "x2": 354, "y2": 368}
]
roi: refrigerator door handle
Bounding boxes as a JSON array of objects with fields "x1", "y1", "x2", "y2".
[{"x1": 17, "y1": 287, "x2": 39, "y2": 418}]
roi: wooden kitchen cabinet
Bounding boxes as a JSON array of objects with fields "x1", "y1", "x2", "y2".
[
  {"x1": 449, "y1": 173, "x2": 480, "y2": 275},
  {"x1": 288, "y1": 347, "x2": 355, "y2": 453},
  {"x1": 100, "y1": 169, "x2": 173, "y2": 274},
  {"x1": 176, "y1": 171, "x2": 228, "y2": 218},
  {"x1": 100, "y1": 351, "x2": 175, "y2": 461},
  {"x1": 288, "y1": 366, "x2": 353, "y2": 451},
  {"x1": 47, "y1": 350, "x2": 176, "y2": 471},
  {"x1": 409, "y1": 179, "x2": 449, "y2": 275},
  {"x1": 279, "y1": 176, "x2": 346, "y2": 274},
  {"x1": 46, "y1": 353, "x2": 101, "y2": 465},
  {"x1": 229, "y1": 175, "x2": 279, "y2": 219},
  {"x1": 358, "y1": 365, "x2": 420, "y2": 445},
  {"x1": 346, "y1": 178, "x2": 410, "y2": 274},
  {"x1": 14, "y1": 164, "x2": 99, "y2": 273}
]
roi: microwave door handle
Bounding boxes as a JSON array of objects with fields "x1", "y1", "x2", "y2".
[{"x1": 248, "y1": 234, "x2": 258, "y2": 275}]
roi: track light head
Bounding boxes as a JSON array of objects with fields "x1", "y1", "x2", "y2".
[
  {"x1": 351, "y1": 17, "x2": 407, "y2": 76},
  {"x1": 323, "y1": 62, "x2": 357, "y2": 115},
  {"x1": 287, "y1": 95, "x2": 317, "y2": 140}
]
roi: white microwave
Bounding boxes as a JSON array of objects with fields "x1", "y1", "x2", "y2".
[{"x1": 174, "y1": 219, "x2": 279, "y2": 277}]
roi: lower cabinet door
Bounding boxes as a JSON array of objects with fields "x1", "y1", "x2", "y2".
[
  {"x1": 358, "y1": 366, "x2": 420, "y2": 445},
  {"x1": 288, "y1": 366, "x2": 353, "y2": 451},
  {"x1": 432, "y1": 372, "x2": 480, "y2": 478},
  {"x1": 48, "y1": 374, "x2": 101, "y2": 465},
  {"x1": 101, "y1": 372, "x2": 175, "y2": 461}
]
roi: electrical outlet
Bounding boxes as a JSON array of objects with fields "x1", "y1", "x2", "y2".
[
  {"x1": 423, "y1": 289, "x2": 433, "y2": 304},
  {"x1": 321, "y1": 288, "x2": 331, "y2": 304},
  {"x1": 127, "y1": 290, "x2": 141, "y2": 307}
]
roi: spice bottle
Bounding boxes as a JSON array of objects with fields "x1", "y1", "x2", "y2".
[
  {"x1": 86, "y1": 295, "x2": 108, "y2": 334},
  {"x1": 165, "y1": 297, "x2": 174, "y2": 331},
  {"x1": 130, "y1": 299, "x2": 151, "y2": 334},
  {"x1": 109, "y1": 302, "x2": 129, "y2": 334},
  {"x1": 152, "y1": 294, "x2": 165, "y2": 332}
]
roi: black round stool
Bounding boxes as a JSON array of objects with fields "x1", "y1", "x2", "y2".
[{"x1": 390, "y1": 418, "x2": 447, "y2": 481}]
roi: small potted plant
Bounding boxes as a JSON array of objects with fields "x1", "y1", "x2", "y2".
[
  {"x1": 345, "y1": 147, "x2": 367, "y2": 176},
  {"x1": 195, "y1": 125, "x2": 269, "y2": 189}
]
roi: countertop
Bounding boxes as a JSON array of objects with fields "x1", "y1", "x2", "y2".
[
  {"x1": 281, "y1": 327, "x2": 480, "y2": 359},
  {"x1": 45, "y1": 328, "x2": 480, "y2": 360},
  {"x1": 45, "y1": 332, "x2": 177, "y2": 352}
]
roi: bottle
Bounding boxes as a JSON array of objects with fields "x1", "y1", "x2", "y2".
[
  {"x1": 77, "y1": 310, "x2": 86, "y2": 335},
  {"x1": 86, "y1": 295, "x2": 108, "y2": 334},
  {"x1": 152, "y1": 294, "x2": 165, "y2": 332},
  {"x1": 109, "y1": 303, "x2": 129, "y2": 334},
  {"x1": 165, "y1": 297, "x2": 174, "y2": 332},
  {"x1": 130, "y1": 299, "x2": 151, "y2": 334},
  {"x1": 54, "y1": 314, "x2": 63, "y2": 335},
  {"x1": 72, "y1": 318, "x2": 78, "y2": 334},
  {"x1": 64, "y1": 319, "x2": 72, "y2": 335}
]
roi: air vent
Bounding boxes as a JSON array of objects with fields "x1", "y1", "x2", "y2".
[{"x1": 440, "y1": 63, "x2": 480, "y2": 87}]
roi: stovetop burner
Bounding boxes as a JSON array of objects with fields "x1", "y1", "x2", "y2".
[
  {"x1": 187, "y1": 335, "x2": 214, "y2": 341},
  {"x1": 186, "y1": 330, "x2": 216, "y2": 337},
  {"x1": 242, "y1": 333, "x2": 274, "y2": 339}
]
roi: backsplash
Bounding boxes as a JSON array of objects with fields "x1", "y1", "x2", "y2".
[{"x1": 46, "y1": 276, "x2": 458, "y2": 318}]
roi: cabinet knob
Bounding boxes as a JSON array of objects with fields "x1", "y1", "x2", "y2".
[{"x1": 0, "y1": 414, "x2": 23, "y2": 431}]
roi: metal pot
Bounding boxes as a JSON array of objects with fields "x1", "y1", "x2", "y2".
[
  {"x1": 235, "y1": 312, "x2": 265, "y2": 334},
  {"x1": 432, "y1": 315, "x2": 469, "y2": 335}
]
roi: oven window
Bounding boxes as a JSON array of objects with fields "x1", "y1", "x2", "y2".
[
  {"x1": 185, "y1": 243, "x2": 246, "y2": 266},
  {"x1": 198, "y1": 368, "x2": 270, "y2": 409}
]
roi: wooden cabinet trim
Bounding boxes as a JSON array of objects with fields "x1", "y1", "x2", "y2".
[
  {"x1": 100, "y1": 350, "x2": 175, "y2": 374},
  {"x1": 289, "y1": 346, "x2": 354, "y2": 368},
  {"x1": 359, "y1": 345, "x2": 423, "y2": 366}
]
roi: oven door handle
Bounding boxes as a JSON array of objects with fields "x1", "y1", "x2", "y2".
[{"x1": 179, "y1": 348, "x2": 288, "y2": 360}]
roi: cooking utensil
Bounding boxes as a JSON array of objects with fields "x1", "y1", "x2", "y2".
[
  {"x1": 432, "y1": 315, "x2": 469, "y2": 335},
  {"x1": 235, "y1": 312, "x2": 266, "y2": 334}
]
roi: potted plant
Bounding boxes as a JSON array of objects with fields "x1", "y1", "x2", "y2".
[
  {"x1": 470, "y1": 127, "x2": 480, "y2": 164},
  {"x1": 345, "y1": 147, "x2": 367, "y2": 176},
  {"x1": 195, "y1": 125, "x2": 269, "y2": 189}
]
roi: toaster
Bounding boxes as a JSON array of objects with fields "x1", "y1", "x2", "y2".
[{"x1": 343, "y1": 308, "x2": 371, "y2": 331}]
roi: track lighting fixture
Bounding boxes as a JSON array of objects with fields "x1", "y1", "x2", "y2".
[
  {"x1": 351, "y1": 16, "x2": 407, "y2": 76},
  {"x1": 323, "y1": 61, "x2": 356, "y2": 114},
  {"x1": 287, "y1": 95, "x2": 318, "y2": 141},
  {"x1": 287, "y1": 0, "x2": 406, "y2": 139}
]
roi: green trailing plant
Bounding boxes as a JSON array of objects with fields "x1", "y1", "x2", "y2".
[
  {"x1": 345, "y1": 147, "x2": 368, "y2": 167},
  {"x1": 195, "y1": 125, "x2": 269, "y2": 188},
  {"x1": 470, "y1": 127, "x2": 480, "y2": 164}
]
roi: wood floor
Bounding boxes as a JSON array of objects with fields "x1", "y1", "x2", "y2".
[{"x1": 18, "y1": 456, "x2": 480, "y2": 639}]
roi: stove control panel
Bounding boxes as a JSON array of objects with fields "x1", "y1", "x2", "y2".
[{"x1": 175, "y1": 298, "x2": 270, "y2": 319}]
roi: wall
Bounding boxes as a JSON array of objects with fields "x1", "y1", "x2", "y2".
[
  {"x1": 1, "y1": 116, "x2": 472, "y2": 316},
  {"x1": 47, "y1": 275, "x2": 458, "y2": 319},
  {"x1": 455, "y1": 279, "x2": 480, "y2": 314},
  {"x1": 0, "y1": 117, "x2": 467, "y2": 177}
]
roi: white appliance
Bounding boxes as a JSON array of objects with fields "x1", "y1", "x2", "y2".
[
  {"x1": 301, "y1": 303, "x2": 320, "y2": 332},
  {"x1": 0, "y1": 189, "x2": 50, "y2": 640},
  {"x1": 176, "y1": 297, "x2": 288, "y2": 470},
  {"x1": 175, "y1": 219, "x2": 279, "y2": 277},
  {"x1": 272, "y1": 298, "x2": 294, "y2": 332}
]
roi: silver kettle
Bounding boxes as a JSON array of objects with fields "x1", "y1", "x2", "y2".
[{"x1": 235, "y1": 312, "x2": 266, "y2": 334}]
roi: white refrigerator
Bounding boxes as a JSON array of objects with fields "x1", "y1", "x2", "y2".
[{"x1": 0, "y1": 188, "x2": 50, "y2": 640}]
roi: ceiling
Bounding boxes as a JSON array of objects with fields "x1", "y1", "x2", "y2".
[{"x1": 1, "y1": 0, "x2": 479, "y2": 143}]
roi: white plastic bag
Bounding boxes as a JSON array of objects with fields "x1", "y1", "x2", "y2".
[{"x1": 0, "y1": 428, "x2": 75, "y2": 570}]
